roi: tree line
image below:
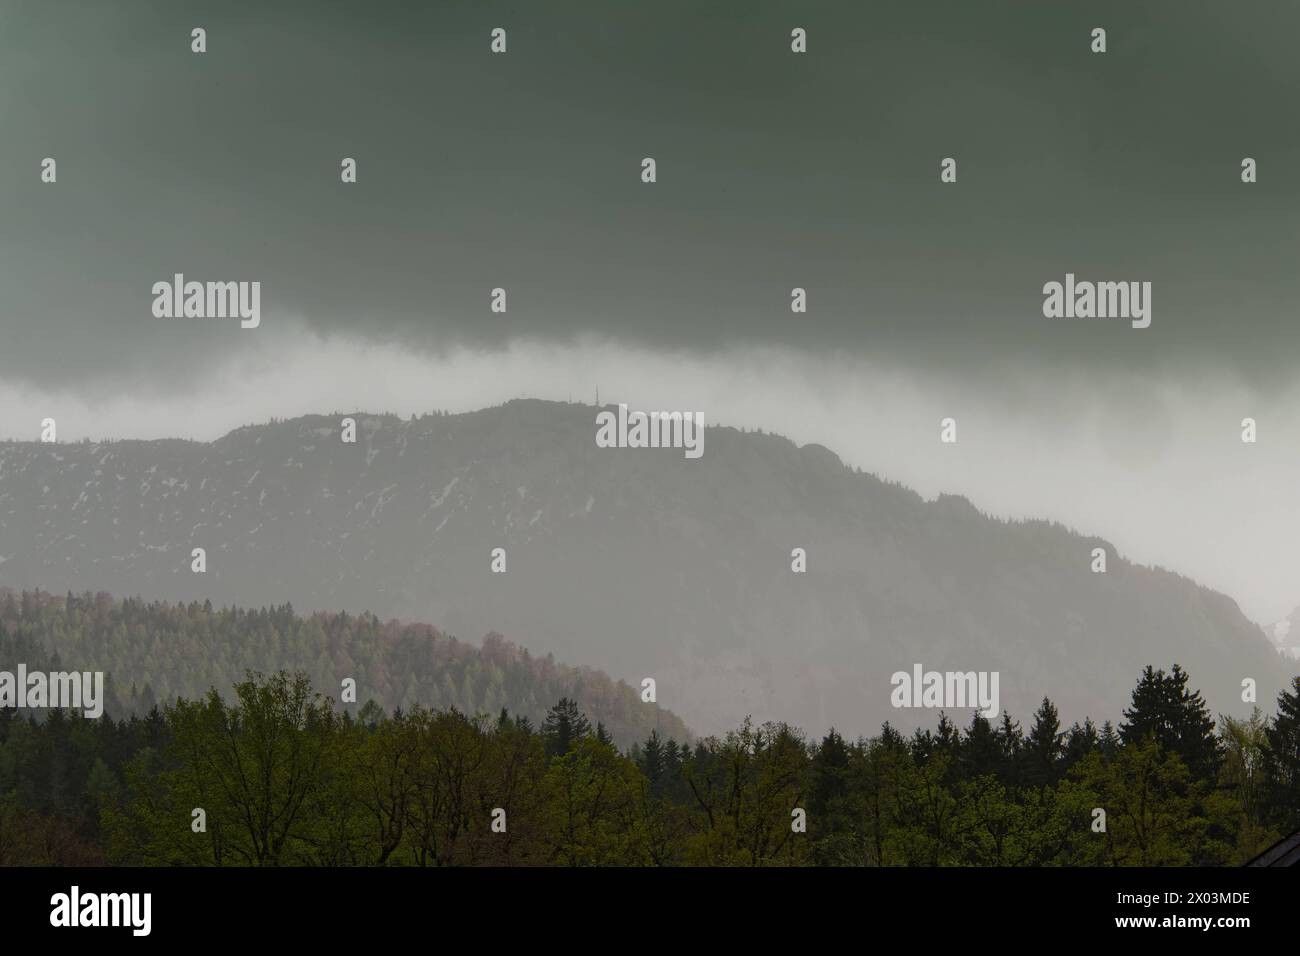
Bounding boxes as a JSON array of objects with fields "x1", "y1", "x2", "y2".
[
  {"x1": 0, "y1": 589, "x2": 689, "y2": 748},
  {"x1": 1, "y1": 661, "x2": 1297, "y2": 865}
]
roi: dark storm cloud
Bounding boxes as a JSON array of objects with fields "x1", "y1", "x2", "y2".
[{"x1": 2, "y1": 0, "x2": 1298, "y2": 393}]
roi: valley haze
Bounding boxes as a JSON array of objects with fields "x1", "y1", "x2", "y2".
[{"x1": 0, "y1": 399, "x2": 1290, "y2": 738}]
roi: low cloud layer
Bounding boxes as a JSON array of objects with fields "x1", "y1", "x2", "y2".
[
  {"x1": 2, "y1": 0, "x2": 1298, "y2": 392},
  {"x1": 3, "y1": 2, "x2": 1296, "y2": 626},
  {"x1": 2, "y1": 328, "x2": 1294, "y2": 625}
]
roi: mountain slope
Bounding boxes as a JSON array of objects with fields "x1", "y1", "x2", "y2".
[
  {"x1": 0, "y1": 589, "x2": 690, "y2": 748},
  {"x1": 0, "y1": 400, "x2": 1291, "y2": 735},
  {"x1": 1266, "y1": 605, "x2": 1300, "y2": 661}
]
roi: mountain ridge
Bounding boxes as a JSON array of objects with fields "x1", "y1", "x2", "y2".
[{"x1": 0, "y1": 399, "x2": 1291, "y2": 735}]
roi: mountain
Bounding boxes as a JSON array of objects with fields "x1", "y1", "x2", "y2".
[
  {"x1": 0, "y1": 399, "x2": 1292, "y2": 735},
  {"x1": 0, "y1": 589, "x2": 690, "y2": 749},
  {"x1": 1266, "y1": 606, "x2": 1300, "y2": 661}
]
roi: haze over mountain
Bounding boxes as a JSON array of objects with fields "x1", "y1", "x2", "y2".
[
  {"x1": 0, "y1": 400, "x2": 1291, "y2": 736},
  {"x1": 0, "y1": 589, "x2": 689, "y2": 749},
  {"x1": 5, "y1": 1, "x2": 1300, "y2": 633},
  {"x1": 1267, "y1": 605, "x2": 1300, "y2": 661}
]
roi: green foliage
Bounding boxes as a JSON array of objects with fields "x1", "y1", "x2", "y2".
[
  {"x1": 1217, "y1": 708, "x2": 1276, "y2": 862},
  {"x1": 1261, "y1": 676, "x2": 1300, "y2": 832},
  {"x1": 681, "y1": 719, "x2": 809, "y2": 866},
  {"x1": 1120, "y1": 664, "x2": 1219, "y2": 780},
  {"x1": 0, "y1": 595, "x2": 1294, "y2": 868}
]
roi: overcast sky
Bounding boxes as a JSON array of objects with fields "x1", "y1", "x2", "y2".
[{"x1": 2, "y1": 0, "x2": 1298, "y2": 623}]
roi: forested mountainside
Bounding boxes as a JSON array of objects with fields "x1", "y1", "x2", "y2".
[
  {"x1": 0, "y1": 589, "x2": 689, "y2": 748},
  {"x1": 0, "y1": 400, "x2": 1290, "y2": 734}
]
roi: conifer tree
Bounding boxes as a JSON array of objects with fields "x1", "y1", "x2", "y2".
[
  {"x1": 810, "y1": 728, "x2": 851, "y2": 822},
  {"x1": 1024, "y1": 697, "x2": 1064, "y2": 787},
  {"x1": 997, "y1": 712, "x2": 1023, "y2": 785},
  {"x1": 1098, "y1": 720, "x2": 1120, "y2": 759},
  {"x1": 961, "y1": 713, "x2": 1001, "y2": 779},
  {"x1": 641, "y1": 730, "x2": 665, "y2": 791},
  {"x1": 1120, "y1": 665, "x2": 1218, "y2": 778},
  {"x1": 1262, "y1": 676, "x2": 1300, "y2": 830},
  {"x1": 542, "y1": 697, "x2": 592, "y2": 757}
]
